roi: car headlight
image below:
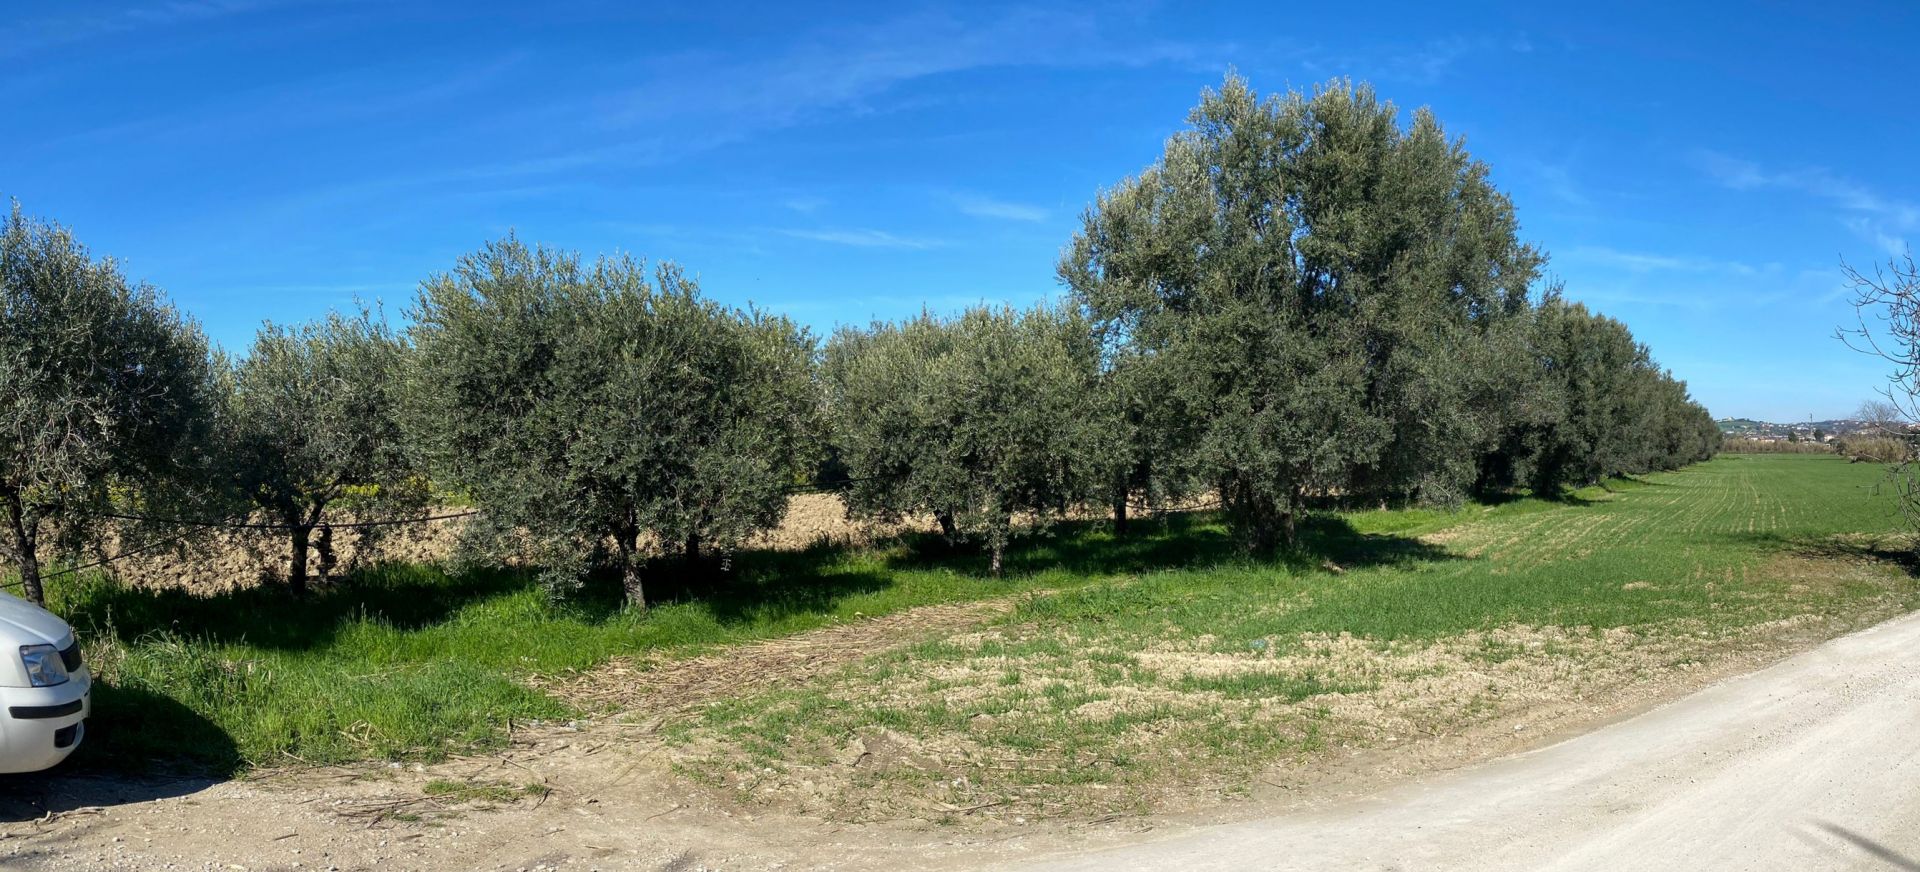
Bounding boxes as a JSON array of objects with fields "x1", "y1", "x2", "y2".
[{"x1": 20, "y1": 644, "x2": 69, "y2": 687}]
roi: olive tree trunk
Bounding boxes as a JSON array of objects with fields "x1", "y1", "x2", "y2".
[
  {"x1": 287, "y1": 523, "x2": 313, "y2": 597},
  {"x1": 4, "y1": 491, "x2": 44, "y2": 607},
  {"x1": 615, "y1": 518, "x2": 646, "y2": 609}
]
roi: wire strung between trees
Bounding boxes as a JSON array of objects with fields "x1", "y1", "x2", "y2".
[
  {"x1": 32, "y1": 528, "x2": 204, "y2": 585},
  {"x1": 94, "y1": 508, "x2": 481, "y2": 531},
  {"x1": 1, "y1": 471, "x2": 924, "y2": 589},
  {"x1": 0, "y1": 509, "x2": 482, "y2": 590},
  {"x1": 3, "y1": 510, "x2": 254, "y2": 590}
]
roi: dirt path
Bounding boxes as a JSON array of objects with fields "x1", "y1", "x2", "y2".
[
  {"x1": 1010, "y1": 608, "x2": 1920, "y2": 872},
  {"x1": 534, "y1": 598, "x2": 1023, "y2": 714}
]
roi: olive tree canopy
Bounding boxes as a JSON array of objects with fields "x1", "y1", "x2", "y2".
[
  {"x1": 0, "y1": 205, "x2": 219, "y2": 606},
  {"x1": 409, "y1": 237, "x2": 817, "y2": 607},
  {"x1": 826, "y1": 305, "x2": 1104, "y2": 575},
  {"x1": 227, "y1": 309, "x2": 426, "y2": 595},
  {"x1": 1060, "y1": 76, "x2": 1542, "y2": 550}
]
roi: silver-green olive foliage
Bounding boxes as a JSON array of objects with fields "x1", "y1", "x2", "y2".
[
  {"x1": 0, "y1": 205, "x2": 219, "y2": 605},
  {"x1": 1520, "y1": 297, "x2": 1718, "y2": 492},
  {"x1": 826, "y1": 305, "x2": 1104, "y2": 575},
  {"x1": 228, "y1": 309, "x2": 426, "y2": 595},
  {"x1": 1061, "y1": 78, "x2": 1542, "y2": 549},
  {"x1": 1062, "y1": 77, "x2": 1712, "y2": 549},
  {"x1": 408, "y1": 237, "x2": 817, "y2": 607}
]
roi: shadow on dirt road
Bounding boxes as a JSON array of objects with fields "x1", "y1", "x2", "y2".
[
  {"x1": 0, "y1": 686, "x2": 235, "y2": 825},
  {"x1": 0, "y1": 770, "x2": 218, "y2": 824}
]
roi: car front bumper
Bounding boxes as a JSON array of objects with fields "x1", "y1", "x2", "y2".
[{"x1": 0, "y1": 667, "x2": 90, "y2": 773}]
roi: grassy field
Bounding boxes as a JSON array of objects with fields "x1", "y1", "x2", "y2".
[
  {"x1": 668, "y1": 455, "x2": 1920, "y2": 819},
  {"x1": 51, "y1": 455, "x2": 1916, "y2": 799}
]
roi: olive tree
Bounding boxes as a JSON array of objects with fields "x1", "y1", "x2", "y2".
[
  {"x1": 226, "y1": 309, "x2": 426, "y2": 595},
  {"x1": 1469, "y1": 304, "x2": 1565, "y2": 498},
  {"x1": 1515, "y1": 297, "x2": 1715, "y2": 494},
  {"x1": 409, "y1": 238, "x2": 817, "y2": 607},
  {"x1": 1092, "y1": 345, "x2": 1183, "y2": 535},
  {"x1": 0, "y1": 205, "x2": 219, "y2": 605},
  {"x1": 822, "y1": 314, "x2": 965, "y2": 540},
  {"x1": 1061, "y1": 76, "x2": 1540, "y2": 549},
  {"x1": 827, "y1": 305, "x2": 1105, "y2": 575}
]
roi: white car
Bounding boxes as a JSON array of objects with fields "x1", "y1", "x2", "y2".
[{"x1": 0, "y1": 591, "x2": 89, "y2": 772}]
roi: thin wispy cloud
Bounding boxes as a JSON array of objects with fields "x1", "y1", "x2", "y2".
[
  {"x1": 1844, "y1": 217, "x2": 1912, "y2": 257},
  {"x1": 1571, "y1": 285, "x2": 1718, "y2": 312},
  {"x1": 779, "y1": 228, "x2": 945, "y2": 250},
  {"x1": 1521, "y1": 159, "x2": 1590, "y2": 209},
  {"x1": 952, "y1": 193, "x2": 1049, "y2": 223},
  {"x1": 1386, "y1": 37, "x2": 1478, "y2": 84},
  {"x1": 1696, "y1": 151, "x2": 1918, "y2": 255},
  {"x1": 2, "y1": 0, "x2": 300, "y2": 58},
  {"x1": 1294, "y1": 33, "x2": 1530, "y2": 86},
  {"x1": 42, "y1": 52, "x2": 531, "y2": 153},
  {"x1": 1565, "y1": 245, "x2": 1762, "y2": 276},
  {"x1": 511, "y1": 9, "x2": 1231, "y2": 176}
]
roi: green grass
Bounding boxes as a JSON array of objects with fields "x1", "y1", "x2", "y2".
[
  {"x1": 51, "y1": 455, "x2": 1917, "y2": 787},
  {"x1": 674, "y1": 456, "x2": 1920, "y2": 816},
  {"x1": 56, "y1": 540, "x2": 1090, "y2": 771},
  {"x1": 421, "y1": 777, "x2": 549, "y2": 805}
]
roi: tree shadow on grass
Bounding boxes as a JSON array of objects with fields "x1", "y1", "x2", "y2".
[
  {"x1": 53, "y1": 564, "x2": 535, "y2": 652},
  {"x1": 573, "y1": 542, "x2": 896, "y2": 627},
  {"x1": 1554, "y1": 491, "x2": 1609, "y2": 506},
  {"x1": 1295, "y1": 514, "x2": 1462, "y2": 569},
  {"x1": 55, "y1": 542, "x2": 897, "y2": 655},
  {"x1": 51, "y1": 506, "x2": 1458, "y2": 658},
  {"x1": 881, "y1": 510, "x2": 1459, "y2": 579},
  {"x1": 1729, "y1": 530, "x2": 1920, "y2": 575}
]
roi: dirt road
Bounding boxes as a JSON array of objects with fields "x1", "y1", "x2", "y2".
[{"x1": 1010, "y1": 609, "x2": 1920, "y2": 872}]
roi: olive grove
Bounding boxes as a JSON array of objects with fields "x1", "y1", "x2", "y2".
[{"x1": 0, "y1": 74, "x2": 1725, "y2": 604}]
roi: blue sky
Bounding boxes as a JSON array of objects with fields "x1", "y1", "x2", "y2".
[{"x1": 6, "y1": 1, "x2": 1916, "y2": 421}]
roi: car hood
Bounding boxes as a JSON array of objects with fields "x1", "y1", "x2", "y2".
[{"x1": 0, "y1": 591, "x2": 73, "y2": 647}]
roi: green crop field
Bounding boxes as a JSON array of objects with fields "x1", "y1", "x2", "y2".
[
  {"x1": 56, "y1": 455, "x2": 1918, "y2": 813},
  {"x1": 671, "y1": 455, "x2": 1920, "y2": 819}
]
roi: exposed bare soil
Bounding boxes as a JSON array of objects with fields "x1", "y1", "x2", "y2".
[
  {"x1": 530, "y1": 597, "x2": 1023, "y2": 715},
  {"x1": 100, "y1": 495, "x2": 928, "y2": 594}
]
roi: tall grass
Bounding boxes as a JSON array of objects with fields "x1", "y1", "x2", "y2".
[{"x1": 57, "y1": 540, "x2": 1098, "y2": 770}]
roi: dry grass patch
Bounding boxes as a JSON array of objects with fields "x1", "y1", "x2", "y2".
[
  {"x1": 668, "y1": 604, "x2": 1914, "y2": 825},
  {"x1": 531, "y1": 597, "x2": 1023, "y2": 715}
]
